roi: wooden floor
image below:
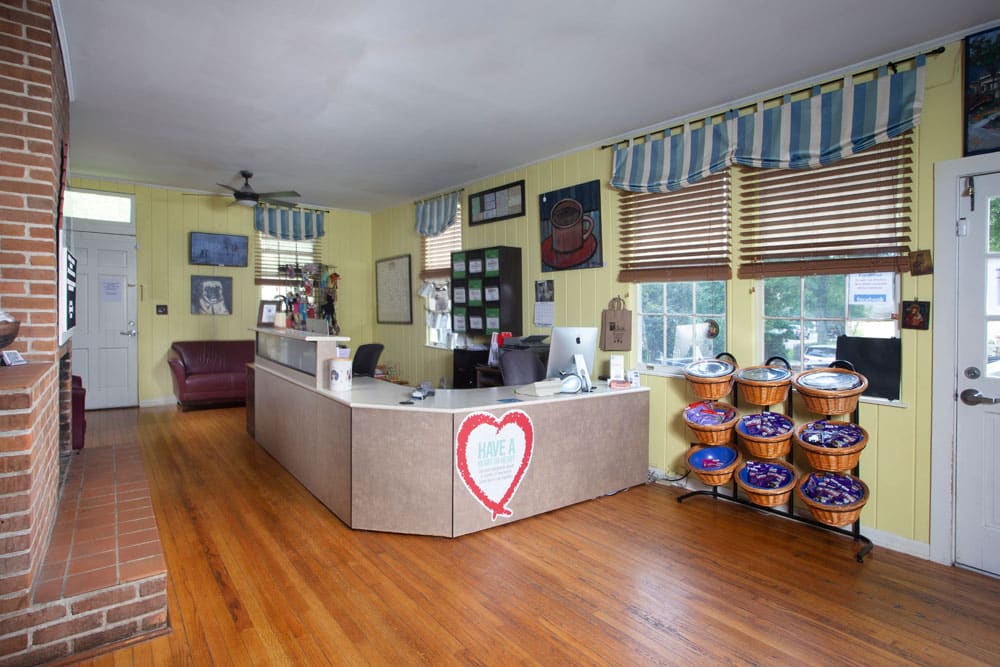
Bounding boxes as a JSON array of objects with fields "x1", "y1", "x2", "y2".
[{"x1": 73, "y1": 405, "x2": 1000, "y2": 666}]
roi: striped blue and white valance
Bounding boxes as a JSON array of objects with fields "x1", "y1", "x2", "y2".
[
  {"x1": 611, "y1": 55, "x2": 926, "y2": 192},
  {"x1": 415, "y1": 190, "x2": 462, "y2": 237},
  {"x1": 254, "y1": 206, "x2": 325, "y2": 241}
]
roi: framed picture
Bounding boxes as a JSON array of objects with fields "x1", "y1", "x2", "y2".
[
  {"x1": 901, "y1": 300, "x2": 930, "y2": 330},
  {"x1": 189, "y1": 232, "x2": 249, "y2": 267},
  {"x1": 539, "y1": 180, "x2": 603, "y2": 272},
  {"x1": 909, "y1": 249, "x2": 933, "y2": 276},
  {"x1": 190, "y1": 275, "x2": 233, "y2": 315},
  {"x1": 964, "y1": 25, "x2": 1000, "y2": 156},
  {"x1": 468, "y1": 180, "x2": 525, "y2": 225},
  {"x1": 257, "y1": 299, "x2": 281, "y2": 327},
  {"x1": 375, "y1": 254, "x2": 412, "y2": 324}
]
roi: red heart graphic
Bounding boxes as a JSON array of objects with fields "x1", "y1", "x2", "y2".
[{"x1": 455, "y1": 410, "x2": 534, "y2": 520}]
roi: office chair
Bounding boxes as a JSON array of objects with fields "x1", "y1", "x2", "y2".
[
  {"x1": 352, "y1": 343, "x2": 384, "y2": 377},
  {"x1": 499, "y1": 349, "x2": 546, "y2": 386}
]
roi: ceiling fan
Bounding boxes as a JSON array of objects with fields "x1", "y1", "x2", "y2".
[{"x1": 217, "y1": 170, "x2": 300, "y2": 208}]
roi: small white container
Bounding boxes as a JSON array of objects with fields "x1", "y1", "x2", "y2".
[{"x1": 329, "y1": 358, "x2": 352, "y2": 391}]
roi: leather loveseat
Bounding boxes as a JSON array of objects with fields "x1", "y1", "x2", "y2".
[{"x1": 167, "y1": 340, "x2": 255, "y2": 410}]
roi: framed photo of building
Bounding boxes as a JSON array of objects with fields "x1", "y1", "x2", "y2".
[{"x1": 964, "y1": 25, "x2": 1000, "y2": 156}]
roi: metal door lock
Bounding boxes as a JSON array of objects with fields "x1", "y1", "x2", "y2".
[{"x1": 960, "y1": 388, "x2": 1000, "y2": 406}]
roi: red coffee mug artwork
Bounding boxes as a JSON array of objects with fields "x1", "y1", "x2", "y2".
[
  {"x1": 455, "y1": 410, "x2": 534, "y2": 520},
  {"x1": 540, "y1": 179, "x2": 603, "y2": 272}
]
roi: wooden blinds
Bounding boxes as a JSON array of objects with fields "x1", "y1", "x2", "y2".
[
  {"x1": 420, "y1": 209, "x2": 462, "y2": 281},
  {"x1": 254, "y1": 234, "x2": 322, "y2": 286},
  {"x1": 738, "y1": 132, "x2": 913, "y2": 279},
  {"x1": 617, "y1": 171, "x2": 731, "y2": 283}
]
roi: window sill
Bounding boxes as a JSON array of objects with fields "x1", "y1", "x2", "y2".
[{"x1": 424, "y1": 343, "x2": 452, "y2": 352}]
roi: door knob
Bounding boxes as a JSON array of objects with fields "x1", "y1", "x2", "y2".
[
  {"x1": 120, "y1": 320, "x2": 137, "y2": 337},
  {"x1": 960, "y1": 388, "x2": 1000, "y2": 406}
]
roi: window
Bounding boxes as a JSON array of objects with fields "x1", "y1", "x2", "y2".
[
  {"x1": 761, "y1": 273, "x2": 898, "y2": 370},
  {"x1": 63, "y1": 189, "x2": 135, "y2": 234},
  {"x1": 255, "y1": 234, "x2": 322, "y2": 300},
  {"x1": 638, "y1": 281, "x2": 726, "y2": 370},
  {"x1": 420, "y1": 206, "x2": 462, "y2": 348}
]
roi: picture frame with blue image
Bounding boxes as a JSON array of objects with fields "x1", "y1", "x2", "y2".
[{"x1": 964, "y1": 25, "x2": 1000, "y2": 156}]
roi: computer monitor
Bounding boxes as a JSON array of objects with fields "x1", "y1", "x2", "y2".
[{"x1": 545, "y1": 326, "x2": 598, "y2": 380}]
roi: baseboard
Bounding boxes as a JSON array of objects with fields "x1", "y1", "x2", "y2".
[
  {"x1": 139, "y1": 396, "x2": 176, "y2": 408},
  {"x1": 650, "y1": 469, "x2": 932, "y2": 561}
]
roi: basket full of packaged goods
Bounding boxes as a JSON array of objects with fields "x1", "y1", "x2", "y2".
[
  {"x1": 735, "y1": 459, "x2": 797, "y2": 507},
  {"x1": 736, "y1": 412, "x2": 794, "y2": 459},
  {"x1": 796, "y1": 471, "x2": 869, "y2": 526},
  {"x1": 683, "y1": 401, "x2": 738, "y2": 445},
  {"x1": 686, "y1": 445, "x2": 741, "y2": 486},
  {"x1": 684, "y1": 358, "x2": 737, "y2": 401},
  {"x1": 736, "y1": 365, "x2": 792, "y2": 406},
  {"x1": 793, "y1": 368, "x2": 868, "y2": 416},
  {"x1": 794, "y1": 420, "x2": 869, "y2": 471}
]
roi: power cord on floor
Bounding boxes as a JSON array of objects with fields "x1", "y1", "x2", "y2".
[{"x1": 648, "y1": 469, "x2": 690, "y2": 484}]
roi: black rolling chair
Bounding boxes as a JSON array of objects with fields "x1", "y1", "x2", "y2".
[
  {"x1": 499, "y1": 349, "x2": 546, "y2": 386},
  {"x1": 352, "y1": 343, "x2": 384, "y2": 377}
]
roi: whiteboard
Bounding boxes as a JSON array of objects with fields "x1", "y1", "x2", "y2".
[{"x1": 376, "y1": 254, "x2": 412, "y2": 324}]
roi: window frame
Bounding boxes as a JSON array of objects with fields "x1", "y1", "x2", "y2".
[
  {"x1": 635, "y1": 280, "x2": 728, "y2": 375},
  {"x1": 420, "y1": 206, "x2": 463, "y2": 349}
]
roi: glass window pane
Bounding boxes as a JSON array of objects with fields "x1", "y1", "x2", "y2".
[
  {"x1": 989, "y1": 321, "x2": 1000, "y2": 377},
  {"x1": 641, "y1": 315, "x2": 665, "y2": 366},
  {"x1": 696, "y1": 281, "x2": 725, "y2": 314},
  {"x1": 804, "y1": 275, "x2": 845, "y2": 318},
  {"x1": 666, "y1": 315, "x2": 694, "y2": 363},
  {"x1": 763, "y1": 277, "x2": 800, "y2": 317},
  {"x1": 666, "y1": 282, "x2": 693, "y2": 314},
  {"x1": 640, "y1": 283, "x2": 664, "y2": 314},
  {"x1": 990, "y1": 195, "x2": 1000, "y2": 253},
  {"x1": 64, "y1": 190, "x2": 133, "y2": 223}
]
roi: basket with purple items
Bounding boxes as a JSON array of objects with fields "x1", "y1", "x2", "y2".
[
  {"x1": 735, "y1": 459, "x2": 796, "y2": 507},
  {"x1": 796, "y1": 471, "x2": 869, "y2": 526},
  {"x1": 686, "y1": 445, "x2": 741, "y2": 486},
  {"x1": 736, "y1": 412, "x2": 794, "y2": 459},
  {"x1": 794, "y1": 420, "x2": 869, "y2": 472},
  {"x1": 683, "y1": 401, "x2": 738, "y2": 445}
]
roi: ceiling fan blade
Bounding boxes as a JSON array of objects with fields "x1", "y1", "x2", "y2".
[
  {"x1": 217, "y1": 183, "x2": 239, "y2": 192},
  {"x1": 262, "y1": 198, "x2": 300, "y2": 208},
  {"x1": 257, "y1": 190, "x2": 300, "y2": 199}
]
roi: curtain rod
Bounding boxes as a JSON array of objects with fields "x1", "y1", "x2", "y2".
[
  {"x1": 600, "y1": 46, "x2": 945, "y2": 150},
  {"x1": 413, "y1": 187, "x2": 464, "y2": 206}
]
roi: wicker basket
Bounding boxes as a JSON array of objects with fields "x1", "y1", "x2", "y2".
[
  {"x1": 685, "y1": 373, "x2": 735, "y2": 401},
  {"x1": 794, "y1": 421, "x2": 869, "y2": 472},
  {"x1": 0, "y1": 320, "x2": 19, "y2": 349},
  {"x1": 686, "y1": 445, "x2": 741, "y2": 486},
  {"x1": 737, "y1": 413, "x2": 794, "y2": 459},
  {"x1": 793, "y1": 368, "x2": 869, "y2": 416},
  {"x1": 796, "y1": 472, "x2": 870, "y2": 526},
  {"x1": 735, "y1": 460, "x2": 796, "y2": 507},
  {"x1": 736, "y1": 366, "x2": 792, "y2": 406},
  {"x1": 683, "y1": 401, "x2": 738, "y2": 445}
]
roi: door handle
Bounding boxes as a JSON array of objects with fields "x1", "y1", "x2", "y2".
[
  {"x1": 120, "y1": 320, "x2": 137, "y2": 337},
  {"x1": 960, "y1": 388, "x2": 1000, "y2": 406}
]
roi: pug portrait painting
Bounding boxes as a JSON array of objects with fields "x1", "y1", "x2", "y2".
[{"x1": 190, "y1": 275, "x2": 233, "y2": 315}]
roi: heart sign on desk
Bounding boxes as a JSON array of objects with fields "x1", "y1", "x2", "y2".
[{"x1": 455, "y1": 410, "x2": 534, "y2": 520}]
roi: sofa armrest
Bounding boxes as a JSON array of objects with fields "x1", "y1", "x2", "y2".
[{"x1": 167, "y1": 357, "x2": 188, "y2": 396}]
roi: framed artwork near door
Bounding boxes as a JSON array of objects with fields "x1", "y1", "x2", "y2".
[
  {"x1": 190, "y1": 275, "x2": 233, "y2": 315},
  {"x1": 964, "y1": 25, "x2": 1000, "y2": 156}
]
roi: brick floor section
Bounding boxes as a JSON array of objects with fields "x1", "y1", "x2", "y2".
[{"x1": 33, "y1": 446, "x2": 166, "y2": 605}]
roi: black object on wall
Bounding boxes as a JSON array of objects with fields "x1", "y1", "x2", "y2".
[{"x1": 835, "y1": 335, "x2": 901, "y2": 401}]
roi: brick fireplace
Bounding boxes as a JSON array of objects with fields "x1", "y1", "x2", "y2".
[{"x1": 0, "y1": 3, "x2": 167, "y2": 663}]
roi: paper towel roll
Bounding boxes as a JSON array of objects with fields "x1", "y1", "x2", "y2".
[{"x1": 329, "y1": 358, "x2": 352, "y2": 391}]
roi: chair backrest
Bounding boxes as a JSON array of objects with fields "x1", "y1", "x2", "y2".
[
  {"x1": 499, "y1": 349, "x2": 546, "y2": 386},
  {"x1": 352, "y1": 343, "x2": 384, "y2": 377}
]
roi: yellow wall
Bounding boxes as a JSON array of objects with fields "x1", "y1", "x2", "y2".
[
  {"x1": 370, "y1": 42, "x2": 966, "y2": 544},
  {"x1": 69, "y1": 178, "x2": 374, "y2": 404}
]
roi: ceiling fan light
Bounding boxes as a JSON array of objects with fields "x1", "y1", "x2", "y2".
[{"x1": 236, "y1": 198, "x2": 257, "y2": 207}]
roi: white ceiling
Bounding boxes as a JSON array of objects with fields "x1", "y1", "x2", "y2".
[{"x1": 56, "y1": 1, "x2": 999, "y2": 213}]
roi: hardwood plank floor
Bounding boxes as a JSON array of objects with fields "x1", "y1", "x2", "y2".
[{"x1": 73, "y1": 406, "x2": 1000, "y2": 666}]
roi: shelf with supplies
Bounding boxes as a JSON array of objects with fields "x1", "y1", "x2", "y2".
[
  {"x1": 677, "y1": 354, "x2": 873, "y2": 563},
  {"x1": 451, "y1": 246, "x2": 521, "y2": 336}
]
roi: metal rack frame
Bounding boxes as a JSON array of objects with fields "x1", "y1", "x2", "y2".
[{"x1": 677, "y1": 355, "x2": 873, "y2": 563}]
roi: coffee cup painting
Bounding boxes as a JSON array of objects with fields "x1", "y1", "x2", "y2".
[{"x1": 539, "y1": 179, "x2": 603, "y2": 272}]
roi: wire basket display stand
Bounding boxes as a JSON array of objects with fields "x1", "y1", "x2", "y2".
[{"x1": 678, "y1": 353, "x2": 874, "y2": 563}]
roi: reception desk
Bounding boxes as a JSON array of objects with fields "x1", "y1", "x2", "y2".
[{"x1": 253, "y1": 358, "x2": 650, "y2": 537}]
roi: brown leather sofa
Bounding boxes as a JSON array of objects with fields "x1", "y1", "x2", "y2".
[{"x1": 167, "y1": 340, "x2": 255, "y2": 410}]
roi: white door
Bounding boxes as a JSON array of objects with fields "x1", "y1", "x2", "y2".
[
  {"x1": 68, "y1": 231, "x2": 138, "y2": 409},
  {"x1": 955, "y1": 171, "x2": 1000, "y2": 576}
]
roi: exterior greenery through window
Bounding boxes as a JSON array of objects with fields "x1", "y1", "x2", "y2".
[
  {"x1": 421, "y1": 206, "x2": 462, "y2": 348},
  {"x1": 761, "y1": 273, "x2": 897, "y2": 370},
  {"x1": 638, "y1": 281, "x2": 726, "y2": 369}
]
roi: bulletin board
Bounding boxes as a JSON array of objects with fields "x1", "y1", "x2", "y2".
[{"x1": 376, "y1": 254, "x2": 413, "y2": 324}]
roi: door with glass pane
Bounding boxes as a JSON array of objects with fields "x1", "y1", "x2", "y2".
[{"x1": 955, "y1": 171, "x2": 1000, "y2": 576}]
